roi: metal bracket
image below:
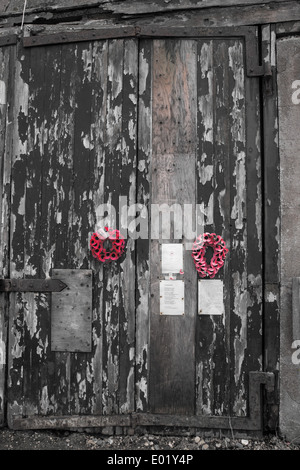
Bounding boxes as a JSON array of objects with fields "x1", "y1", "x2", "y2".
[
  {"x1": 132, "y1": 371, "x2": 275, "y2": 432},
  {"x1": 9, "y1": 371, "x2": 275, "y2": 432},
  {"x1": 0, "y1": 278, "x2": 67, "y2": 293},
  {"x1": 23, "y1": 24, "x2": 264, "y2": 77}
]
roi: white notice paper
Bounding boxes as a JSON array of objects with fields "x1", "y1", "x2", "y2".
[
  {"x1": 160, "y1": 280, "x2": 184, "y2": 316},
  {"x1": 161, "y1": 244, "x2": 183, "y2": 274},
  {"x1": 198, "y1": 280, "x2": 224, "y2": 315}
]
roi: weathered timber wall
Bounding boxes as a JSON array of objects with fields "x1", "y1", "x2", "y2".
[
  {"x1": 0, "y1": 0, "x2": 300, "y2": 29},
  {"x1": 0, "y1": 0, "x2": 295, "y2": 14}
]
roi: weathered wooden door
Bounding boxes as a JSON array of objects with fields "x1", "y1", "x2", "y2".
[
  {"x1": 2, "y1": 30, "x2": 267, "y2": 430},
  {"x1": 144, "y1": 36, "x2": 263, "y2": 419},
  {"x1": 6, "y1": 38, "x2": 139, "y2": 428}
]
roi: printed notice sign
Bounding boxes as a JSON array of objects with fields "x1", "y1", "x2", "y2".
[
  {"x1": 198, "y1": 280, "x2": 224, "y2": 315},
  {"x1": 160, "y1": 280, "x2": 184, "y2": 315},
  {"x1": 161, "y1": 244, "x2": 183, "y2": 274}
]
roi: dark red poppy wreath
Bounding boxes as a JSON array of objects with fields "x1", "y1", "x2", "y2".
[
  {"x1": 192, "y1": 232, "x2": 229, "y2": 278},
  {"x1": 90, "y1": 227, "x2": 125, "y2": 262}
]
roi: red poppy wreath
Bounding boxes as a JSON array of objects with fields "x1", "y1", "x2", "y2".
[
  {"x1": 90, "y1": 227, "x2": 125, "y2": 262},
  {"x1": 192, "y1": 232, "x2": 228, "y2": 278}
]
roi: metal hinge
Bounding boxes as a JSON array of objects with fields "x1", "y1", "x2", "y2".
[
  {"x1": 0, "y1": 279, "x2": 67, "y2": 292},
  {"x1": 263, "y1": 61, "x2": 275, "y2": 95}
]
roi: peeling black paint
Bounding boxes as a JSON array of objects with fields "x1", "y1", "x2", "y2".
[{"x1": 0, "y1": 19, "x2": 279, "y2": 432}]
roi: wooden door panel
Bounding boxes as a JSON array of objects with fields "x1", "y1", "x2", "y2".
[
  {"x1": 149, "y1": 39, "x2": 198, "y2": 414},
  {"x1": 195, "y1": 38, "x2": 262, "y2": 417},
  {"x1": 148, "y1": 37, "x2": 262, "y2": 416},
  {"x1": 0, "y1": 44, "x2": 14, "y2": 427},
  {"x1": 5, "y1": 33, "x2": 262, "y2": 426},
  {"x1": 7, "y1": 39, "x2": 138, "y2": 425}
]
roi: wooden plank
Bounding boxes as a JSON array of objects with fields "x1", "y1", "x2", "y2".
[
  {"x1": 101, "y1": 38, "x2": 124, "y2": 415},
  {"x1": 0, "y1": 44, "x2": 14, "y2": 427},
  {"x1": 149, "y1": 38, "x2": 197, "y2": 414},
  {"x1": 135, "y1": 39, "x2": 152, "y2": 412},
  {"x1": 50, "y1": 42, "x2": 75, "y2": 417},
  {"x1": 16, "y1": 0, "x2": 300, "y2": 30},
  {"x1": 133, "y1": 412, "x2": 260, "y2": 431},
  {"x1": 124, "y1": 1, "x2": 300, "y2": 28},
  {"x1": 118, "y1": 38, "x2": 138, "y2": 414},
  {"x1": 227, "y1": 39, "x2": 249, "y2": 417},
  {"x1": 51, "y1": 270, "x2": 93, "y2": 352},
  {"x1": 0, "y1": 45, "x2": 10, "y2": 280},
  {"x1": 7, "y1": 42, "x2": 31, "y2": 426},
  {"x1": 87, "y1": 38, "x2": 138, "y2": 416},
  {"x1": 227, "y1": 39, "x2": 262, "y2": 416},
  {"x1": 103, "y1": 0, "x2": 282, "y2": 16},
  {"x1": 152, "y1": 41, "x2": 197, "y2": 155},
  {"x1": 261, "y1": 24, "x2": 280, "y2": 288},
  {"x1": 195, "y1": 39, "x2": 231, "y2": 416},
  {"x1": 101, "y1": 0, "x2": 291, "y2": 16},
  {"x1": 261, "y1": 24, "x2": 280, "y2": 431},
  {"x1": 68, "y1": 40, "x2": 94, "y2": 416},
  {"x1": 244, "y1": 40, "x2": 263, "y2": 407},
  {"x1": 1, "y1": 0, "x2": 286, "y2": 16},
  {"x1": 212, "y1": 40, "x2": 232, "y2": 414},
  {"x1": 88, "y1": 38, "x2": 108, "y2": 415},
  {"x1": 195, "y1": 37, "x2": 262, "y2": 418},
  {"x1": 2, "y1": 0, "x2": 300, "y2": 32},
  {"x1": 0, "y1": 34, "x2": 16, "y2": 46},
  {"x1": 11, "y1": 413, "x2": 131, "y2": 430},
  {"x1": 27, "y1": 43, "x2": 57, "y2": 420},
  {"x1": 23, "y1": 27, "x2": 137, "y2": 48},
  {"x1": 7, "y1": 41, "x2": 50, "y2": 421}
]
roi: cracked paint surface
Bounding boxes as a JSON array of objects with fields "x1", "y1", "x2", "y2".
[{"x1": 1, "y1": 31, "x2": 265, "y2": 428}]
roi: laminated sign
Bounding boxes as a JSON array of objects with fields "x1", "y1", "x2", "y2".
[
  {"x1": 160, "y1": 280, "x2": 184, "y2": 316},
  {"x1": 198, "y1": 279, "x2": 224, "y2": 315},
  {"x1": 161, "y1": 244, "x2": 183, "y2": 275}
]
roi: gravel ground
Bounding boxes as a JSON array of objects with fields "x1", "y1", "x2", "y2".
[{"x1": 0, "y1": 427, "x2": 300, "y2": 451}]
